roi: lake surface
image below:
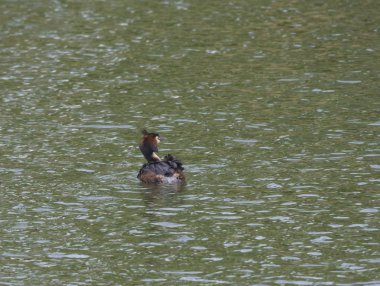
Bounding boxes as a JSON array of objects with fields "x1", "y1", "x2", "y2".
[{"x1": 1, "y1": 0, "x2": 379, "y2": 285}]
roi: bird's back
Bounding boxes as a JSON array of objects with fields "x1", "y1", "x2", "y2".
[{"x1": 137, "y1": 154, "x2": 185, "y2": 184}]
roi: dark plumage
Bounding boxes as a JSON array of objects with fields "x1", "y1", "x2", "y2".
[{"x1": 137, "y1": 130, "x2": 185, "y2": 184}]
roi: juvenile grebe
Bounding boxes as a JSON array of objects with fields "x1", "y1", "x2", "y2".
[{"x1": 137, "y1": 130, "x2": 185, "y2": 184}]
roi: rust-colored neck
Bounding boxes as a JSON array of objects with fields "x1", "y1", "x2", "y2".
[{"x1": 139, "y1": 130, "x2": 161, "y2": 162}]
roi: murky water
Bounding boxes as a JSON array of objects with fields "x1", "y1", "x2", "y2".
[{"x1": 1, "y1": 0, "x2": 379, "y2": 285}]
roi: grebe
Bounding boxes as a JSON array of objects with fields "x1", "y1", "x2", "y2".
[{"x1": 137, "y1": 130, "x2": 185, "y2": 184}]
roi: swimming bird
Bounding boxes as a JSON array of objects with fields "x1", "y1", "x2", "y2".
[{"x1": 137, "y1": 130, "x2": 185, "y2": 184}]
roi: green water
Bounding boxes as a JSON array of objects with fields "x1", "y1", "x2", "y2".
[{"x1": 1, "y1": 0, "x2": 379, "y2": 285}]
